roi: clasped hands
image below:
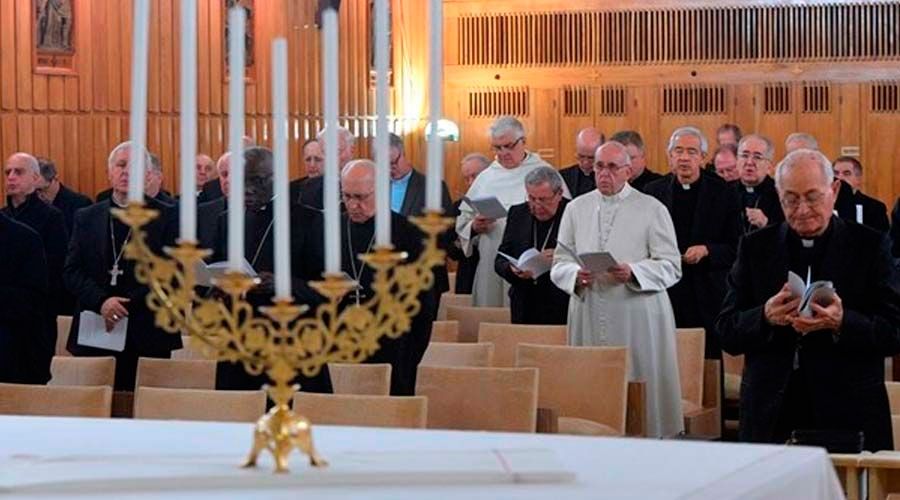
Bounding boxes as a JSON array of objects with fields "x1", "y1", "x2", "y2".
[
  {"x1": 764, "y1": 282, "x2": 843, "y2": 334},
  {"x1": 575, "y1": 263, "x2": 632, "y2": 289}
]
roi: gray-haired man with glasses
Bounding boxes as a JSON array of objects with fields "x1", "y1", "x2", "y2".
[{"x1": 733, "y1": 134, "x2": 784, "y2": 233}]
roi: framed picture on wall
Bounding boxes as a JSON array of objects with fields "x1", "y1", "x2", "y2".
[
  {"x1": 33, "y1": 0, "x2": 77, "y2": 75},
  {"x1": 224, "y1": 0, "x2": 255, "y2": 81}
]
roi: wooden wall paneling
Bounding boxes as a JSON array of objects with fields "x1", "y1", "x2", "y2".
[
  {"x1": 15, "y1": 0, "x2": 32, "y2": 111},
  {"x1": 0, "y1": 114, "x2": 16, "y2": 199},
  {"x1": 796, "y1": 82, "x2": 839, "y2": 158},
  {"x1": 93, "y1": 116, "x2": 109, "y2": 197},
  {"x1": 77, "y1": 0, "x2": 92, "y2": 111},
  {"x1": 159, "y1": 117, "x2": 175, "y2": 192},
  {"x1": 838, "y1": 82, "x2": 862, "y2": 156},
  {"x1": 49, "y1": 76, "x2": 65, "y2": 112},
  {"x1": 91, "y1": 0, "x2": 108, "y2": 113},
  {"x1": 62, "y1": 115, "x2": 80, "y2": 190},
  {"x1": 47, "y1": 114, "x2": 65, "y2": 171},
  {"x1": 75, "y1": 115, "x2": 92, "y2": 193},
  {"x1": 209, "y1": 1, "x2": 223, "y2": 115},
  {"x1": 862, "y1": 82, "x2": 900, "y2": 205},
  {"x1": 33, "y1": 75, "x2": 49, "y2": 112},
  {"x1": 731, "y1": 83, "x2": 756, "y2": 135},
  {"x1": 64, "y1": 76, "x2": 79, "y2": 112},
  {"x1": 531, "y1": 88, "x2": 559, "y2": 166},
  {"x1": 197, "y1": 0, "x2": 211, "y2": 115},
  {"x1": 160, "y1": 0, "x2": 175, "y2": 114},
  {"x1": 147, "y1": 0, "x2": 161, "y2": 113},
  {"x1": 0, "y1": 0, "x2": 15, "y2": 111},
  {"x1": 17, "y1": 115, "x2": 34, "y2": 154},
  {"x1": 108, "y1": 0, "x2": 124, "y2": 112},
  {"x1": 756, "y1": 82, "x2": 797, "y2": 161}
]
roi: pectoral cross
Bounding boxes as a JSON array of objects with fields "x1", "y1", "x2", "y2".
[{"x1": 109, "y1": 264, "x2": 124, "y2": 286}]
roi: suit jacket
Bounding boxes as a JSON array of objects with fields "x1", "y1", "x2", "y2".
[
  {"x1": 446, "y1": 198, "x2": 478, "y2": 294},
  {"x1": 197, "y1": 178, "x2": 224, "y2": 204},
  {"x1": 849, "y1": 190, "x2": 890, "y2": 233},
  {"x1": 197, "y1": 197, "x2": 227, "y2": 254},
  {"x1": 630, "y1": 168, "x2": 664, "y2": 193},
  {"x1": 717, "y1": 219, "x2": 900, "y2": 450},
  {"x1": 397, "y1": 170, "x2": 454, "y2": 300},
  {"x1": 63, "y1": 197, "x2": 182, "y2": 357},
  {"x1": 734, "y1": 176, "x2": 785, "y2": 233},
  {"x1": 97, "y1": 188, "x2": 174, "y2": 205},
  {"x1": 644, "y1": 173, "x2": 742, "y2": 357},
  {"x1": 289, "y1": 176, "x2": 310, "y2": 205},
  {"x1": 0, "y1": 214, "x2": 49, "y2": 384},
  {"x1": 494, "y1": 201, "x2": 569, "y2": 325},
  {"x1": 558, "y1": 165, "x2": 596, "y2": 198},
  {"x1": 52, "y1": 183, "x2": 92, "y2": 235}
]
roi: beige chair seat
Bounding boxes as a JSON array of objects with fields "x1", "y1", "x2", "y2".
[
  {"x1": 328, "y1": 363, "x2": 391, "y2": 396},
  {"x1": 0, "y1": 383, "x2": 112, "y2": 418},
  {"x1": 293, "y1": 393, "x2": 427, "y2": 429},
  {"x1": 430, "y1": 320, "x2": 460, "y2": 343},
  {"x1": 49, "y1": 356, "x2": 116, "y2": 387},
  {"x1": 558, "y1": 416, "x2": 620, "y2": 436},
  {"x1": 133, "y1": 387, "x2": 266, "y2": 423}
]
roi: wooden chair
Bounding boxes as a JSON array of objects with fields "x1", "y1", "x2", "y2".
[
  {"x1": 328, "y1": 363, "x2": 391, "y2": 396},
  {"x1": 516, "y1": 344, "x2": 628, "y2": 436},
  {"x1": 416, "y1": 366, "x2": 538, "y2": 432},
  {"x1": 134, "y1": 358, "x2": 216, "y2": 390},
  {"x1": 477, "y1": 323, "x2": 567, "y2": 367},
  {"x1": 293, "y1": 393, "x2": 427, "y2": 428},
  {"x1": 171, "y1": 336, "x2": 208, "y2": 361},
  {"x1": 0, "y1": 383, "x2": 112, "y2": 418},
  {"x1": 421, "y1": 342, "x2": 494, "y2": 367},
  {"x1": 133, "y1": 387, "x2": 266, "y2": 423},
  {"x1": 860, "y1": 452, "x2": 900, "y2": 500},
  {"x1": 887, "y1": 382, "x2": 900, "y2": 415},
  {"x1": 49, "y1": 356, "x2": 116, "y2": 387},
  {"x1": 676, "y1": 328, "x2": 722, "y2": 438},
  {"x1": 445, "y1": 305, "x2": 511, "y2": 343},
  {"x1": 437, "y1": 293, "x2": 473, "y2": 321},
  {"x1": 832, "y1": 454, "x2": 864, "y2": 500},
  {"x1": 430, "y1": 320, "x2": 460, "y2": 343},
  {"x1": 448, "y1": 272, "x2": 457, "y2": 293},
  {"x1": 55, "y1": 315, "x2": 72, "y2": 356}
]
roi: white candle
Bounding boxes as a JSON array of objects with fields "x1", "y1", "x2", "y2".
[
  {"x1": 425, "y1": 0, "x2": 443, "y2": 210},
  {"x1": 374, "y1": 0, "x2": 390, "y2": 246},
  {"x1": 272, "y1": 38, "x2": 291, "y2": 299},
  {"x1": 127, "y1": 0, "x2": 151, "y2": 203},
  {"x1": 322, "y1": 8, "x2": 341, "y2": 274},
  {"x1": 179, "y1": 0, "x2": 198, "y2": 241},
  {"x1": 227, "y1": 7, "x2": 246, "y2": 271}
]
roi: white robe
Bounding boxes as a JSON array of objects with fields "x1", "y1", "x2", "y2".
[
  {"x1": 456, "y1": 152, "x2": 567, "y2": 307},
  {"x1": 550, "y1": 184, "x2": 684, "y2": 438}
]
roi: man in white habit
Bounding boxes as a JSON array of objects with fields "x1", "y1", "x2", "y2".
[
  {"x1": 456, "y1": 116, "x2": 569, "y2": 307},
  {"x1": 551, "y1": 140, "x2": 684, "y2": 438}
]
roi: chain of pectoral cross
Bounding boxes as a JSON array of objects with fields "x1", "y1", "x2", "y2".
[{"x1": 108, "y1": 218, "x2": 131, "y2": 287}]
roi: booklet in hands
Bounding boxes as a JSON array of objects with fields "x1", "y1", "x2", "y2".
[
  {"x1": 462, "y1": 195, "x2": 507, "y2": 219},
  {"x1": 195, "y1": 258, "x2": 259, "y2": 288},
  {"x1": 787, "y1": 269, "x2": 836, "y2": 318},
  {"x1": 557, "y1": 241, "x2": 619, "y2": 273},
  {"x1": 497, "y1": 248, "x2": 552, "y2": 278}
]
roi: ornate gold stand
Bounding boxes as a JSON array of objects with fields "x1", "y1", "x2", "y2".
[{"x1": 114, "y1": 203, "x2": 452, "y2": 472}]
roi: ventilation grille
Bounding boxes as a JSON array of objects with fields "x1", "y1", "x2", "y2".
[
  {"x1": 661, "y1": 85, "x2": 727, "y2": 115},
  {"x1": 599, "y1": 87, "x2": 627, "y2": 117},
  {"x1": 871, "y1": 82, "x2": 900, "y2": 113},
  {"x1": 467, "y1": 87, "x2": 530, "y2": 117},
  {"x1": 802, "y1": 82, "x2": 832, "y2": 114},
  {"x1": 563, "y1": 87, "x2": 590, "y2": 117},
  {"x1": 457, "y1": 3, "x2": 900, "y2": 66},
  {"x1": 763, "y1": 83, "x2": 792, "y2": 114}
]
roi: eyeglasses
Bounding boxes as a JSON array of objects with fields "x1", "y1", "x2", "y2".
[
  {"x1": 341, "y1": 191, "x2": 374, "y2": 203},
  {"x1": 527, "y1": 192, "x2": 561, "y2": 205},
  {"x1": 304, "y1": 155, "x2": 324, "y2": 164},
  {"x1": 491, "y1": 137, "x2": 523, "y2": 153},
  {"x1": 594, "y1": 163, "x2": 626, "y2": 175},
  {"x1": 576, "y1": 154, "x2": 594, "y2": 163},
  {"x1": 780, "y1": 190, "x2": 828, "y2": 210},
  {"x1": 738, "y1": 151, "x2": 769, "y2": 162},
  {"x1": 671, "y1": 147, "x2": 702, "y2": 158}
]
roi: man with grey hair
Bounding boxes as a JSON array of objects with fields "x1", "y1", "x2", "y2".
[
  {"x1": 494, "y1": 166, "x2": 569, "y2": 324},
  {"x1": 558, "y1": 127, "x2": 604, "y2": 197},
  {"x1": 1, "y1": 152, "x2": 68, "y2": 383},
  {"x1": 733, "y1": 134, "x2": 784, "y2": 233},
  {"x1": 316, "y1": 126, "x2": 356, "y2": 168},
  {"x1": 718, "y1": 148, "x2": 900, "y2": 451},
  {"x1": 34, "y1": 156, "x2": 92, "y2": 235},
  {"x1": 457, "y1": 115, "x2": 569, "y2": 307},
  {"x1": 448, "y1": 152, "x2": 491, "y2": 294},
  {"x1": 610, "y1": 130, "x2": 662, "y2": 192},
  {"x1": 552, "y1": 140, "x2": 684, "y2": 437},
  {"x1": 645, "y1": 126, "x2": 741, "y2": 359},
  {"x1": 144, "y1": 154, "x2": 174, "y2": 205},
  {"x1": 785, "y1": 132, "x2": 819, "y2": 153}
]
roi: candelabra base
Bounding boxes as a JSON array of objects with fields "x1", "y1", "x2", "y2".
[{"x1": 243, "y1": 402, "x2": 328, "y2": 473}]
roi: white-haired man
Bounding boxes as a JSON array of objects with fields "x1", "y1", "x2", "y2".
[
  {"x1": 456, "y1": 116, "x2": 570, "y2": 307},
  {"x1": 718, "y1": 148, "x2": 900, "y2": 451},
  {"x1": 734, "y1": 134, "x2": 784, "y2": 233},
  {"x1": 551, "y1": 141, "x2": 684, "y2": 438},
  {"x1": 644, "y1": 126, "x2": 742, "y2": 359}
]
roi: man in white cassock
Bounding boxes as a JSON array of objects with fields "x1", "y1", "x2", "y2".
[
  {"x1": 551, "y1": 141, "x2": 684, "y2": 438},
  {"x1": 456, "y1": 116, "x2": 569, "y2": 307}
]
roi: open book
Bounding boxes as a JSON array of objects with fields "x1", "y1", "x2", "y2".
[
  {"x1": 788, "y1": 269, "x2": 836, "y2": 318},
  {"x1": 194, "y1": 258, "x2": 258, "y2": 288},
  {"x1": 462, "y1": 195, "x2": 507, "y2": 219},
  {"x1": 557, "y1": 241, "x2": 619, "y2": 274},
  {"x1": 497, "y1": 248, "x2": 552, "y2": 278}
]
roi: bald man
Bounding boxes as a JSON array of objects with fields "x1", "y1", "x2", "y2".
[{"x1": 558, "y1": 127, "x2": 604, "y2": 197}]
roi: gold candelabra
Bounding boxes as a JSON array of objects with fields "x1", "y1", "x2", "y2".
[{"x1": 114, "y1": 202, "x2": 451, "y2": 473}]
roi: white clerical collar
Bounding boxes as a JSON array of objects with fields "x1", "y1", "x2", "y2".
[
  {"x1": 745, "y1": 186, "x2": 755, "y2": 193},
  {"x1": 680, "y1": 183, "x2": 691, "y2": 190},
  {"x1": 600, "y1": 182, "x2": 633, "y2": 202},
  {"x1": 801, "y1": 239, "x2": 814, "y2": 248}
]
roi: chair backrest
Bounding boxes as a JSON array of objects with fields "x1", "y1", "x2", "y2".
[
  {"x1": 430, "y1": 320, "x2": 460, "y2": 343},
  {"x1": 0, "y1": 383, "x2": 112, "y2": 418},
  {"x1": 477, "y1": 323, "x2": 567, "y2": 367},
  {"x1": 676, "y1": 328, "x2": 706, "y2": 411},
  {"x1": 516, "y1": 344, "x2": 629, "y2": 435},
  {"x1": 887, "y1": 382, "x2": 900, "y2": 415},
  {"x1": 133, "y1": 387, "x2": 266, "y2": 423},
  {"x1": 134, "y1": 358, "x2": 216, "y2": 390},
  {"x1": 437, "y1": 294, "x2": 473, "y2": 321},
  {"x1": 171, "y1": 336, "x2": 208, "y2": 361},
  {"x1": 328, "y1": 363, "x2": 391, "y2": 396},
  {"x1": 723, "y1": 352, "x2": 744, "y2": 376},
  {"x1": 56, "y1": 316, "x2": 72, "y2": 356},
  {"x1": 445, "y1": 306, "x2": 511, "y2": 343},
  {"x1": 49, "y1": 356, "x2": 116, "y2": 387},
  {"x1": 293, "y1": 393, "x2": 427, "y2": 429},
  {"x1": 415, "y1": 365, "x2": 538, "y2": 432},
  {"x1": 421, "y1": 342, "x2": 494, "y2": 367},
  {"x1": 448, "y1": 272, "x2": 457, "y2": 293}
]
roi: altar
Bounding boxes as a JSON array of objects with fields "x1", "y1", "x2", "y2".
[{"x1": 0, "y1": 416, "x2": 843, "y2": 499}]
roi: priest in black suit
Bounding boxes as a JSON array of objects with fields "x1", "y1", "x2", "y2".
[
  {"x1": 446, "y1": 153, "x2": 490, "y2": 294},
  {"x1": 0, "y1": 213, "x2": 49, "y2": 384},
  {"x1": 833, "y1": 156, "x2": 889, "y2": 232},
  {"x1": 558, "y1": 127, "x2": 603, "y2": 198},
  {"x1": 733, "y1": 134, "x2": 784, "y2": 233},
  {"x1": 644, "y1": 126, "x2": 741, "y2": 358},
  {"x1": 717, "y1": 149, "x2": 900, "y2": 451},
  {"x1": 64, "y1": 142, "x2": 182, "y2": 390},
  {"x1": 298, "y1": 160, "x2": 433, "y2": 396},
  {"x1": 3, "y1": 153, "x2": 69, "y2": 382},
  {"x1": 35, "y1": 156, "x2": 92, "y2": 235},
  {"x1": 610, "y1": 130, "x2": 663, "y2": 192},
  {"x1": 288, "y1": 138, "x2": 324, "y2": 204},
  {"x1": 495, "y1": 166, "x2": 569, "y2": 325}
]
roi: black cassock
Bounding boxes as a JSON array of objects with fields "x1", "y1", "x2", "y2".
[
  {"x1": 2, "y1": 193, "x2": 69, "y2": 381},
  {"x1": 299, "y1": 210, "x2": 434, "y2": 396},
  {"x1": 834, "y1": 179, "x2": 890, "y2": 232},
  {"x1": 197, "y1": 178, "x2": 224, "y2": 204},
  {"x1": 733, "y1": 176, "x2": 785, "y2": 234},
  {"x1": 0, "y1": 213, "x2": 48, "y2": 384},
  {"x1": 494, "y1": 200, "x2": 569, "y2": 325},
  {"x1": 51, "y1": 183, "x2": 92, "y2": 236},
  {"x1": 213, "y1": 203, "x2": 332, "y2": 393},
  {"x1": 717, "y1": 218, "x2": 900, "y2": 451},
  {"x1": 630, "y1": 169, "x2": 663, "y2": 193},
  {"x1": 644, "y1": 171, "x2": 742, "y2": 358},
  {"x1": 63, "y1": 198, "x2": 182, "y2": 390},
  {"x1": 558, "y1": 165, "x2": 595, "y2": 199}
]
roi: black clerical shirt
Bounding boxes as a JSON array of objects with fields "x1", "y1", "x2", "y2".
[{"x1": 672, "y1": 181, "x2": 700, "y2": 253}]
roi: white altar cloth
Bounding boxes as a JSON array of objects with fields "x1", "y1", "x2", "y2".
[{"x1": 0, "y1": 416, "x2": 843, "y2": 499}]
